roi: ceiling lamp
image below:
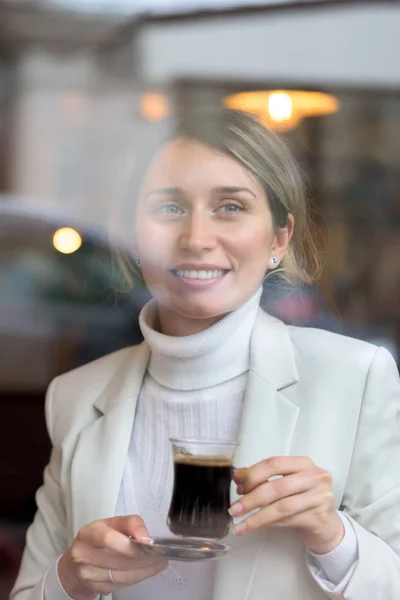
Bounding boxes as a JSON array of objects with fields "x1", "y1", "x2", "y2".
[{"x1": 224, "y1": 89, "x2": 340, "y2": 131}]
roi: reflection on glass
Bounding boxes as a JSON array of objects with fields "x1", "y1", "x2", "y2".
[{"x1": 52, "y1": 227, "x2": 82, "y2": 254}]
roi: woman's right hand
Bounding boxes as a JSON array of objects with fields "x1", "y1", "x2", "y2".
[{"x1": 58, "y1": 516, "x2": 167, "y2": 600}]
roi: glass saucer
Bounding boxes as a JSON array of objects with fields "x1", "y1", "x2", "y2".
[{"x1": 131, "y1": 536, "x2": 230, "y2": 562}]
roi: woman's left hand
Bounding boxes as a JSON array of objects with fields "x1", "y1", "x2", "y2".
[{"x1": 230, "y1": 456, "x2": 344, "y2": 554}]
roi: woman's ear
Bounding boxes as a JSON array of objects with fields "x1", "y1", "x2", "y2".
[
  {"x1": 271, "y1": 213, "x2": 294, "y2": 264},
  {"x1": 132, "y1": 239, "x2": 140, "y2": 263}
]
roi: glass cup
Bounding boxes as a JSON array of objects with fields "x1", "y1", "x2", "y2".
[{"x1": 167, "y1": 438, "x2": 238, "y2": 540}]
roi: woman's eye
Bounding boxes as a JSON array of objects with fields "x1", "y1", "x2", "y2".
[
  {"x1": 218, "y1": 203, "x2": 245, "y2": 214},
  {"x1": 158, "y1": 204, "x2": 184, "y2": 215}
]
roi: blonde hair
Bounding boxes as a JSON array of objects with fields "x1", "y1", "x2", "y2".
[{"x1": 118, "y1": 107, "x2": 321, "y2": 288}]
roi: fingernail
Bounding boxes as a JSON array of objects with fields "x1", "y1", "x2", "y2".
[
  {"x1": 229, "y1": 502, "x2": 244, "y2": 516},
  {"x1": 233, "y1": 521, "x2": 247, "y2": 535},
  {"x1": 135, "y1": 527, "x2": 151, "y2": 542},
  {"x1": 236, "y1": 484, "x2": 244, "y2": 495},
  {"x1": 234, "y1": 468, "x2": 247, "y2": 483}
]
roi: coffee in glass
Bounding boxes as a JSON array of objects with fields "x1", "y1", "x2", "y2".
[{"x1": 167, "y1": 438, "x2": 238, "y2": 539}]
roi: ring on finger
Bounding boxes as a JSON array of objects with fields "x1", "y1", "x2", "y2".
[{"x1": 108, "y1": 568, "x2": 116, "y2": 584}]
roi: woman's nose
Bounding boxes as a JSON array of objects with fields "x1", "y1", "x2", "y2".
[{"x1": 179, "y1": 211, "x2": 216, "y2": 253}]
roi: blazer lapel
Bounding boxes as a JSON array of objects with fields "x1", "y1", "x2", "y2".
[
  {"x1": 214, "y1": 310, "x2": 300, "y2": 600},
  {"x1": 70, "y1": 343, "x2": 150, "y2": 538}
]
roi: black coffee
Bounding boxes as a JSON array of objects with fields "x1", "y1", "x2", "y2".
[{"x1": 167, "y1": 456, "x2": 233, "y2": 539}]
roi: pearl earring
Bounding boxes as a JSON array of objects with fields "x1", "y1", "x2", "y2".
[{"x1": 271, "y1": 256, "x2": 279, "y2": 267}]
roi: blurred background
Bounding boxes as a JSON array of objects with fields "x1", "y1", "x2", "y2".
[{"x1": 0, "y1": 0, "x2": 399, "y2": 595}]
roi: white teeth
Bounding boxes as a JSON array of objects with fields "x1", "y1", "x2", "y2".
[{"x1": 175, "y1": 269, "x2": 225, "y2": 280}]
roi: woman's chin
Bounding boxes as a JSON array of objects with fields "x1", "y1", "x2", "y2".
[
  {"x1": 159, "y1": 286, "x2": 252, "y2": 322},
  {"x1": 172, "y1": 300, "x2": 233, "y2": 322}
]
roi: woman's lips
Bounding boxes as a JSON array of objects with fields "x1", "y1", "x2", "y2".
[{"x1": 169, "y1": 268, "x2": 230, "y2": 288}]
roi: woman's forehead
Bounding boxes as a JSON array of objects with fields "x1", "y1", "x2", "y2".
[{"x1": 140, "y1": 137, "x2": 263, "y2": 194}]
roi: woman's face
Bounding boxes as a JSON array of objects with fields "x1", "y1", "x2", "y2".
[{"x1": 135, "y1": 138, "x2": 292, "y2": 335}]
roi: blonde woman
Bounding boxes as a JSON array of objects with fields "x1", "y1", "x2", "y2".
[{"x1": 12, "y1": 109, "x2": 400, "y2": 600}]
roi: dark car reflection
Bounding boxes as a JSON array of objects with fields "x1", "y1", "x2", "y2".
[{"x1": 0, "y1": 199, "x2": 148, "y2": 531}]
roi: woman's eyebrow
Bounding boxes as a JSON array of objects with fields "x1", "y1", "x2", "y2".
[
  {"x1": 145, "y1": 186, "x2": 184, "y2": 199},
  {"x1": 145, "y1": 185, "x2": 257, "y2": 199},
  {"x1": 213, "y1": 186, "x2": 256, "y2": 198}
]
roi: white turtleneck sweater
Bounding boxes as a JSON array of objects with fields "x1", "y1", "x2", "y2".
[
  {"x1": 114, "y1": 289, "x2": 262, "y2": 600},
  {"x1": 45, "y1": 288, "x2": 358, "y2": 600}
]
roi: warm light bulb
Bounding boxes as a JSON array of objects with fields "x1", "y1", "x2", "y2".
[
  {"x1": 224, "y1": 89, "x2": 339, "y2": 131},
  {"x1": 53, "y1": 227, "x2": 82, "y2": 254},
  {"x1": 140, "y1": 92, "x2": 169, "y2": 121},
  {"x1": 268, "y1": 92, "x2": 293, "y2": 122}
]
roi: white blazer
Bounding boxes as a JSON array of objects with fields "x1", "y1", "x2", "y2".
[{"x1": 11, "y1": 310, "x2": 400, "y2": 600}]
